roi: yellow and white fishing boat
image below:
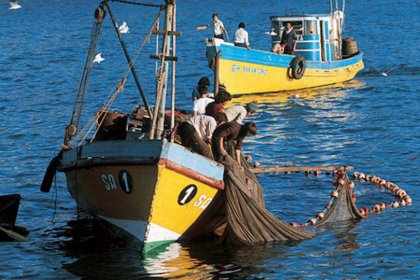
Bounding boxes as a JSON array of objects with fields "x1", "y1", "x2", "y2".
[
  {"x1": 205, "y1": 0, "x2": 364, "y2": 96},
  {"x1": 41, "y1": 0, "x2": 226, "y2": 252}
]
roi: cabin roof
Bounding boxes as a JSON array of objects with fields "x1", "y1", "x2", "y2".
[{"x1": 270, "y1": 14, "x2": 330, "y2": 21}]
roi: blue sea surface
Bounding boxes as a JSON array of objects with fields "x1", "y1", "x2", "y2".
[{"x1": 1, "y1": 0, "x2": 419, "y2": 279}]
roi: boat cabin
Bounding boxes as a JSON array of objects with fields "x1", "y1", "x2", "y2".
[{"x1": 270, "y1": 11, "x2": 351, "y2": 61}]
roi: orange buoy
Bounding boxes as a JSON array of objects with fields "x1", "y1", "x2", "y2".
[
  {"x1": 372, "y1": 204, "x2": 381, "y2": 212},
  {"x1": 290, "y1": 222, "x2": 298, "y2": 228},
  {"x1": 362, "y1": 207, "x2": 369, "y2": 216},
  {"x1": 380, "y1": 202, "x2": 386, "y2": 210},
  {"x1": 245, "y1": 155, "x2": 252, "y2": 162},
  {"x1": 398, "y1": 190, "x2": 406, "y2": 198},
  {"x1": 308, "y1": 218, "x2": 317, "y2": 226}
]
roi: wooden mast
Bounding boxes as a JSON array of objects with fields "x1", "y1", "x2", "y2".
[{"x1": 149, "y1": 0, "x2": 179, "y2": 140}]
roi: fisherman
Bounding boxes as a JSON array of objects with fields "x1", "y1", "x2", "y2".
[
  {"x1": 196, "y1": 13, "x2": 229, "y2": 41},
  {"x1": 178, "y1": 113, "x2": 228, "y2": 159},
  {"x1": 205, "y1": 86, "x2": 232, "y2": 117},
  {"x1": 271, "y1": 43, "x2": 284, "y2": 54},
  {"x1": 280, "y1": 22, "x2": 297, "y2": 55},
  {"x1": 234, "y1": 22, "x2": 251, "y2": 49},
  {"x1": 225, "y1": 102, "x2": 258, "y2": 124},
  {"x1": 212, "y1": 121, "x2": 257, "y2": 166},
  {"x1": 193, "y1": 86, "x2": 214, "y2": 115},
  {"x1": 191, "y1": 76, "x2": 211, "y2": 101}
]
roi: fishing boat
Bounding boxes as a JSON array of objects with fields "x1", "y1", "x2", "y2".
[
  {"x1": 205, "y1": 0, "x2": 364, "y2": 96},
  {"x1": 0, "y1": 194, "x2": 29, "y2": 241},
  {"x1": 0, "y1": 194, "x2": 21, "y2": 226},
  {"x1": 41, "y1": 0, "x2": 226, "y2": 252}
]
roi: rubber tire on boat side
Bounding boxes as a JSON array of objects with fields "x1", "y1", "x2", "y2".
[{"x1": 289, "y1": 56, "x2": 306, "y2": 80}]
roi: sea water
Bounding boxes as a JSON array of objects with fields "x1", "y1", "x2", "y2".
[{"x1": 0, "y1": 0, "x2": 418, "y2": 278}]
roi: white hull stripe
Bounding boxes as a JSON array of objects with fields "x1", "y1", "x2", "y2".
[
  {"x1": 98, "y1": 215, "x2": 181, "y2": 244},
  {"x1": 144, "y1": 222, "x2": 182, "y2": 243}
]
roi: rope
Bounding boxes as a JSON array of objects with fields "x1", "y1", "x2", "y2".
[
  {"x1": 70, "y1": 14, "x2": 103, "y2": 129},
  {"x1": 67, "y1": 8, "x2": 164, "y2": 148}
]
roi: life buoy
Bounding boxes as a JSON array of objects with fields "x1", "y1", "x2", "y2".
[{"x1": 289, "y1": 56, "x2": 306, "y2": 79}]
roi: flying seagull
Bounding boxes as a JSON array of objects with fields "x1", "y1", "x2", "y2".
[
  {"x1": 93, "y1": 52, "x2": 105, "y2": 64},
  {"x1": 9, "y1": 1, "x2": 22, "y2": 10}
]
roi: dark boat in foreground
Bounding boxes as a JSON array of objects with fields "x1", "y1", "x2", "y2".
[{"x1": 0, "y1": 194, "x2": 29, "y2": 241}]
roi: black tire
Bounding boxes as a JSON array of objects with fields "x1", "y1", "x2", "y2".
[{"x1": 289, "y1": 56, "x2": 306, "y2": 79}]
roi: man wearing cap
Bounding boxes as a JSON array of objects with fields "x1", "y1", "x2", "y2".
[{"x1": 225, "y1": 102, "x2": 257, "y2": 124}]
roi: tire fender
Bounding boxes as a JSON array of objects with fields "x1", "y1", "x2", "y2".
[{"x1": 289, "y1": 56, "x2": 306, "y2": 79}]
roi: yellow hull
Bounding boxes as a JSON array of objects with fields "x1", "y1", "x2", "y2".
[
  {"x1": 219, "y1": 58, "x2": 364, "y2": 95},
  {"x1": 61, "y1": 140, "x2": 225, "y2": 251}
]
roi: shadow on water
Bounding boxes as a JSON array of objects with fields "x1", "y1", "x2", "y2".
[
  {"x1": 323, "y1": 220, "x2": 362, "y2": 253},
  {"x1": 46, "y1": 217, "x2": 307, "y2": 279},
  {"x1": 230, "y1": 79, "x2": 366, "y2": 106}
]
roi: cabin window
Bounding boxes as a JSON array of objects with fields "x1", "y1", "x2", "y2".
[{"x1": 305, "y1": 21, "x2": 318, "y2": 35}]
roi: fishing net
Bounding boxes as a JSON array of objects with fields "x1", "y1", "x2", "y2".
[
  {"x1": 220, "y1": 152, "x2": 315, "y2": 245},
  {"x1": 219, "y1": 145, "x2": 364, "y2": 245},
  {"x1": 316, "y1": 175, "x2": 364, "y2": 227}
]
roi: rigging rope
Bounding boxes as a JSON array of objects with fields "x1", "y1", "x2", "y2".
[
  {"x1": 64, "y1": 4, "x2": 106, "y2": 147},
  {"x1": 66, "y1": 5, "x2": 164, "y2": 147}
]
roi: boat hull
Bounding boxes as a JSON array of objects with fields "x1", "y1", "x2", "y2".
[
  {"x1": 0, "y1": 194, "x2": 21, "y2": 225},
  {"x1": 206, "y1": 39, "x2": 364, "y2": 95},
  {"x1": 59, "y1": 139, "x2": 225, "y2": 251}
]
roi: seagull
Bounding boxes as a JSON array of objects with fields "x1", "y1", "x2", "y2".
[
  {"x1": 9, "y1": 1, "x2": 22, "y2": 9},
  {"x1": 93, "y1": 52, "x2": 105, "y2": 64},
  {"x1": 262, "y1": 30, "x2": 278, "y2": 36},
  {"x1": 118, "y1": 21, "x2": 129, "y2": 34},
  {"x1": 381, "y1": 67, "x2": 394, "y2": 77}
]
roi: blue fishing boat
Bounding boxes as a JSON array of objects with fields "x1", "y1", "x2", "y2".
[{"x1": 205, "y1": 1, "x2": 364, "y2": 95}]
